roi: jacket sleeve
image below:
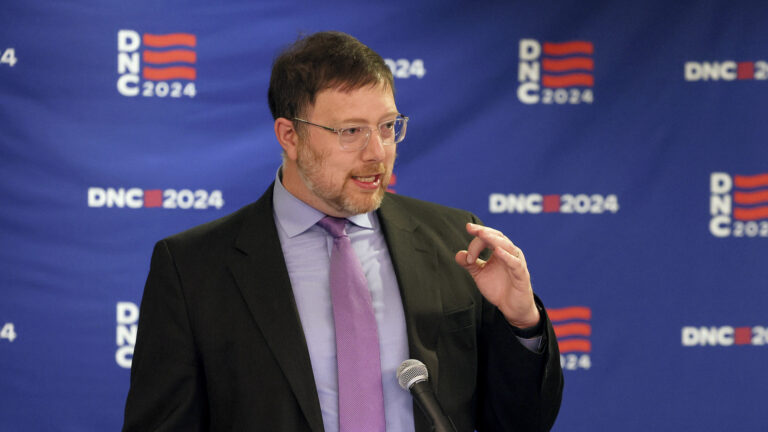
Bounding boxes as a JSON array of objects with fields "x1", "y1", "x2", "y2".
[
  {"x1": 468, "y1": 212, "x2": 564, "y2": 432},
  {"x1": 122, "y1": 240, "x2": 209, "y2": 432},
  {"x1": 476, "y1": 297, "x2": 564, "y2": 431}
]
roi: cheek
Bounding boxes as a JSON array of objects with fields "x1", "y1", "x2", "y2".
[
  {"x1": 323, "y1": 157, "x2": 353, "y2": 183},
  {"x1": 386, "y1": 150, "x2": 397, "y2": 170}
]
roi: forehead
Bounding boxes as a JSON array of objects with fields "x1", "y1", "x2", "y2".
[{"x1": 310, "y1": 83, "x2": 397, "y2": 122}]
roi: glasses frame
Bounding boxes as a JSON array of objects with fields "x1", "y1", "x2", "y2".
[{"x1": 292, "y1": 115, "x2": 409, "y2": 151}]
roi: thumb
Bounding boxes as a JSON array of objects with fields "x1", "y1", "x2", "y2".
[
  {"x1": 455, "y1": 250, "x2": 483, "y2": 274},
  {"x1": 455, "y1": 250, "x2": 471, "y2": 268}
]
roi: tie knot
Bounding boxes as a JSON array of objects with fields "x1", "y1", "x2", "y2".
[{"x1": 317, "y1": 216, "x2": 348, "y2": 238}]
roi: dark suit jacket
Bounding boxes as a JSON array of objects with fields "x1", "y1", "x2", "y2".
[{"x1": 123, "y1": 184, "x2": 563, "y2": 431}]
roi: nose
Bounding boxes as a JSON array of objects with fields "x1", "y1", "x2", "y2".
[{"x1": 361, "y1": 130, "x2": 386, "y2": 162}]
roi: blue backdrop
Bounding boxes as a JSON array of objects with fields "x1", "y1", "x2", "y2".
[{"x1": 2, "y1": 1, "x2": 767, "y2": 430}]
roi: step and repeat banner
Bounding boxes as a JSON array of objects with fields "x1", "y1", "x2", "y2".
[{"x1": 1, "y1": 1, "x2": 766, "y2": 430}]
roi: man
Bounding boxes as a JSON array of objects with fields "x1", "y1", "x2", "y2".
[{"x1": 123, "y1": 31, "x2": 563, "y2": 432}]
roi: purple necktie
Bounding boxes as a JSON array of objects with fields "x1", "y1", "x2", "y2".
[{"x1": 317, "y1": 216, "x2": 386, "y2": 432}]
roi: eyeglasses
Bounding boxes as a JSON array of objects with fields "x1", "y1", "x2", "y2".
[{"x1": 292, "y1": 115, "x2": 409, "y2": 151}]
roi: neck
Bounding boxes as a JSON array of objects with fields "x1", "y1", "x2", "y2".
[{"x1": 280, "y1": 162, "x2": 351, "y2": 218}]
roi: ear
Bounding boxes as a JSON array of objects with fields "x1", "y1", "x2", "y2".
[{"x1": 274, "y1": 117, "x2": 300, "y2": 161}]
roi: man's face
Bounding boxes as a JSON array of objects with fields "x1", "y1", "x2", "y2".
[{"x1": 287, "y1": 83, "x2": 398, "y2": 217}]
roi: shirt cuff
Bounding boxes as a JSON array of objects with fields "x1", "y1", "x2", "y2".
[
  {"x1": 510, "y1": 303, "x2": 546, "y2": 353},
  {"x1": 516, "y1": 335, "x2": 544, "y2": 353}
]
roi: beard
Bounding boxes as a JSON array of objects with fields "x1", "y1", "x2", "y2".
[{"x1": 295, "y1": 140, "x2": 391, "y2": 215}]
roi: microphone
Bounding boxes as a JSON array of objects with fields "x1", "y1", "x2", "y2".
[{"x1": 397, "y1": 359, "x2": 457, "y2": 432}]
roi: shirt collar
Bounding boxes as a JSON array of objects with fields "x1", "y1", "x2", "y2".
[{"x1": 273, "y1": 168, "x2": 375, "y2": 238}]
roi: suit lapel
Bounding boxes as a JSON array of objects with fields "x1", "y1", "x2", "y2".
[
  {"x1": 378, "y1": 195, "x2": 444, "y2": 392},
  {"x1": 227, "y1": 185, "x2": 324, "y2": 432}
]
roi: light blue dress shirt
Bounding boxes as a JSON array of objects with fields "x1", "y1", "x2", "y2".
[
  {"x1": 272, "y1": 172, "x2": 542, "y2": 431},
  {"x1": 272, "y1": 176, "x2": 415, "y2": 432}
]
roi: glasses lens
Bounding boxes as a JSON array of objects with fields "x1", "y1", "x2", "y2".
[
  {"x1": 377, "y1": 117, "x2": 407, "y2": 145},
  {"x1": 393, "y1": 117, "x2": 406, "y2": 144},
  {"x1": 339, "y1": 126, "x2": 370, "y2": 150},
  {"x1": 379, "y1": 120, "x2": 396, "y2": 141},
  {"x1": 338, "y1": 117, "x2": 408, "y2": 150}
]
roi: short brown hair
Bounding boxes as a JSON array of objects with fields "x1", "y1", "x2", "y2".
[{"x1": 268, "y1": 31, "x2": 395, "y2": 120}]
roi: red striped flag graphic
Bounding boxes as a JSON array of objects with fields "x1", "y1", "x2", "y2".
[
  {"x1": 732, "y1": 173, "x2": 768, "y2": 221},
  {"x1": 548, "y1": 306, "x2": 592, "y2": 353},
  {"x1": 141, "y1": 33, "x2": 197, "y2": 81},
  {"x1": 541, "y1": 41, "x2": 595, "y2": 88}
]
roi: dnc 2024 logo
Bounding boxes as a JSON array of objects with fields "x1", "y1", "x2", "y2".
[
  {"x1": 710, "y1": 172, "x2": 768, "y2": 238},
  {"x1": 88, "y1": 187, "x2": 224, "y2": 210},
  {"x1": 517, "y1": 39, "x2": 594, "y2": 105},
  {"x1": 549, "y1": 306, "x2": 592, "y2": 371},
  {"x1": 117, "y1": 30, "x2": 197, "y2": 98}
]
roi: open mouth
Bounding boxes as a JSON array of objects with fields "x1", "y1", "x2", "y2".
[{"x1": 351, "y1": 174, "x2": 382, "y2": 189}]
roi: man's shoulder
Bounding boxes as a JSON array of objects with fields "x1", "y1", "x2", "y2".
[
  {"x1": 381, "y1": 192, "x2": 479, "y2": 224},
  {"x1": 165, "y1": 202, "x2": 255, "y2": 245},
  {"x1": 379, "y1": 193, "x2": 482, "y2": 247},
  {"x1": 161, "y1": 185, "x2": 274, "y2": 252}
]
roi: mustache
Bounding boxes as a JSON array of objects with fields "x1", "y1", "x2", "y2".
[{"x1": 351, "y1": 163, "x2": 387, "y2": 176}]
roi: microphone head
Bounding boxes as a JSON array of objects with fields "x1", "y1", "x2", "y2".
[{"x1": 397, "y1": 359, "x2": 429, "y2": 390}]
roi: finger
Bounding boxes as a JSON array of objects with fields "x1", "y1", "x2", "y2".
[
  {"x1": 492, "y1": 247, "x2": 532, "y2": 288},
  {"x1": 516, "y1": 247, "x2": 527, "y2": 265},
  {"x1": 469, "y1": 223, "x2": 514, "y2": 247},
  {"x1": 492, "y1": 246, "x2": 523, "y2": 271},
  {"x1": 455, "y1": 250, "x2": 471, "y2": 268},
  {"x1": 466, "y1": 222, "x2": 505, "y2": 239},
  {"x1": 465, "y1": 225, "x2": 516, "y2": 262},
  {"x1": 455, "y1": 250, "x2": 486, "y2": 271},
  {"x1": 465, "y1": 236, "x2": 490, "y2": 264}
]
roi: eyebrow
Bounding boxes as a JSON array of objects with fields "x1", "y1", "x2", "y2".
[{"x1": 336, "y1": 112, "x2": 400, "y2": 125}]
